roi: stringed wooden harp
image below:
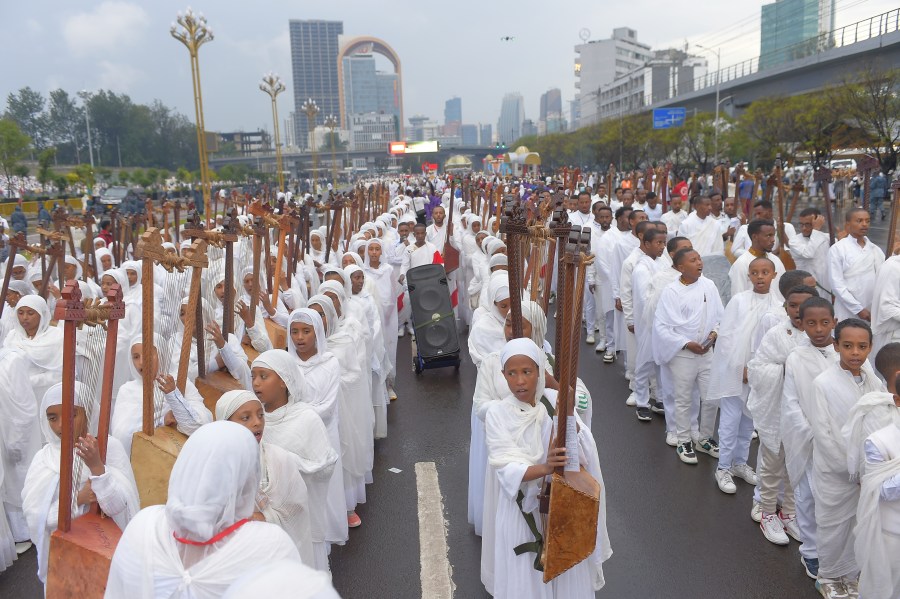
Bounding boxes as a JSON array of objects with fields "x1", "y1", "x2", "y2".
[
  {"x1": 770, "y1": 156, "x2": 797, "y2": 270},
  {"x1": 129, "y1": 229, "x2": 208, "y2": 508},
  {"x1": 443, "y1": 180, "x2": 461, "y2": 274},
  {"x1": 45, "y1": 281, "x2": 126, "y2": 598},
  {"x1": 540, "y1": 226, "x2": 600, "y2": 583}
]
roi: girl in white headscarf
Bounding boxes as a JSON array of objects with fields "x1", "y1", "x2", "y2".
[
  {"x1": 363, "y1": 238, "x2": 400, "y2": 390},
  {"x1": 110, "y1": 334, "x2": 212, "y2": 457},
  {"x1": 0, "y1": 279, "x2": 32, "y2": 341},
  {"x1": 250, "y1": 350, "x2": 341, "y2": 570},
  {"x1": 100, "y1": 267, "x2": 141, "y2": 395},
  {"x1": 215, "y1": 390, "x2": 315, "y2": 567},
  {"x1": 482, "y1": 338, "x2": 610, "y2": 598},
  {"x1": 286, "y1": 309, "x2": 349, "y2": 548},
  {"x1": 467, "y1": 231, "x2": 490, "y2": 309},
  {"x1": 468, "y1": 272, "x2": 510, "y2": 367},
  {"x1": 3, "y1": 295, "x2": 63, "y2": 402},
  {"x1": 105, "y1": 421, "x2": 301, "y2": 598},
  {"x1": 307, "y1": 294, "x2": 374, "y2": 527},
  {"x1": 0, "y1": 347, "x2": 41, "y2": 553},
  {"x1": 23, "y1": 382, "x2": 139, "y2": 583}
]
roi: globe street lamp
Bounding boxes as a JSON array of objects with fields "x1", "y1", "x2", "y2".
[
  {"x1": 171, "y1": 8, "x2": 214, "y2": 223},
  {"x1": 301, "y1": 98, "x2": 319, "y2": 197},
  {"x1": 259, "y1": 73, "x2": 286, "y2": 192},
  {"x1": 324, "y1": 114, "x2": 339, "y2": 187}
]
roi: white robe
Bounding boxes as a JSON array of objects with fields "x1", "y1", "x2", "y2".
[
  {"x1": 675, "y1": 212, "x2": 724, "y2": 256},
  {"x1": 828, "y1": 236, "x2": 885, "y2": 321},
  {"x1": 871, "y1": 255, "x2": 900, "y2": 357},
  {"x1": 788, "y1": 228, "x2": 830, "y2": 290},
  {"x1": 258, "y1": 442, "x2": 315, "y2": 568},
  {"x1": 728, "y1": 250, "x2": 786, "y2": 302}
]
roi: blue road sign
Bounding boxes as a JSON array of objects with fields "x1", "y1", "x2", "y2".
[{"x1": 653, "y1": 108, "x2": 687, "y2": 129}]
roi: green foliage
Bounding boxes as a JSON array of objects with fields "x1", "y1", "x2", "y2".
[
  {"x1": 54, "y1": 174, "x2": 69, "y2": 194},
  {"x1": 4, "y1": 87, "x2": 200, "y2": 169},
  {"x1": 833, "y1": 66, "x2": 900, "y2": 174},
  {"x1": 36, "y1": 147, "x2": 57, "y2": 188},
  {"x1": 0, "y1": 118, "x2": 31, "y2": 192},
  {"x1": 72, "y1": 164, "x2": 95, "y2": 191}
]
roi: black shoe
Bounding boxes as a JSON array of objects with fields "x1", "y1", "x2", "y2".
[
  {"x1": 650, "y1": 400, "x2": 665, "y2": 414},
  {"x1": 636, "y1": 407, "x2": 652, "y2": 422}
]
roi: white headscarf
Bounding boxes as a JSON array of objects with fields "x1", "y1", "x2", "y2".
[
  {"x1": 307, "y1": 294, "x2": 338, "y2": 337},
  {"x1": 287, "y1": 309, "x2": 329, "y2": 364},
  {"x1": 252, "y1": 350, "x2": 306, "y2": 405},
  {"x1": 5, "y1": 295, "x2": 62, "y2": 370},
  {"x1": 214, "y1": 389, "x2": 262, "y2": 422},
  {"x1": 166, "y1": 420, "x2": 260, "y2": 543},
  {"x1": 64, "y1": 255, "x2": 83, "y2": 280}
]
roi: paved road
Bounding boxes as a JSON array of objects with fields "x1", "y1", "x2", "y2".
[{"x1": 0, "y1": 196, "x2": 891, "y2": 597}]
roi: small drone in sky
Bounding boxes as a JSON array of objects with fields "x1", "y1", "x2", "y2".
[{"x1": 500, "y1": 36, "x2": 515, "y2": 42}]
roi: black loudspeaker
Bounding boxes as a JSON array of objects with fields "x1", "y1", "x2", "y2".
[{"x1": 406, "y1": 264, "x2": 460, "y2": 361}]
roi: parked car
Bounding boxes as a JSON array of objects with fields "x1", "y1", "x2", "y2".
[{"x1": 98, "y1": 186, "x2": 135, "y2": 207}]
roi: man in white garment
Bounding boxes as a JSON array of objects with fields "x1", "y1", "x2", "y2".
[
  {"x1": 729, "y1": 219, "x2": 786, "y2": 301},
  {"x1": 426, "y1": 206, "x2": 448, "y2": 249},
  {"x1": 732, "y1": 200, "x2": 796, "y2": 258},
  {"x1": 586, "y1": 202, "x2": 614, "y2": 350},
  {"x1": 592, "y1": 183, "x2": 608, "y2": 206},
  {"x1": 644, "y1": 192, "x2": 663, "y2": 221},
  {"x1": 871, "y1": 253, "x2": 900, "y2": 356},
  {"x1": 568, "y1": 190, "x2": 594, "y2": 228},
  {"x1": 620, "y1": 218, "x2": 653, "y2": 405},
  {"x1": 658, "y1": 194, "x2": 686, "y2": 238},
  {"x1": 401, "y1": 223, "x2": 443, "y2": 279},
  {"x1": 828, "y1": 207, "x2": 886, "y2": 322},
  {"x1": 787, "y1": 207, "x2": 830, "y2": 290},
  {"x1": 677, "y1": 195, "x2": 724, "y2": 256},
  {"x1": 718, "y1": 195, "x2": 744, "y2": 242},
  {"x1": 596, "y1": 207, "x2": 630, "y2": 362},
  {"x1": 631, "y1": 228, "x2": 667, "y2": 421},
  {"x1": 611, "y1": 210, "x2": 646, "y2": 373}
]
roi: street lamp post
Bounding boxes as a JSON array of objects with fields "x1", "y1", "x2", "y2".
[
  {"x1": 259, "y1": 73, "x2": 286, "y2": 192},
  {"x1": 695, "y1": 44, "x2": 722, "y2": 163},
  {"x1": 301, "y1": 98, "x2": 319, "y2": 197},
  {"x1": 79, "y1": 91, "x2": 95, "y2": 169},
  {"x1": 171, "y1": 8, "x2": 214, "y2": 223},
  {"x1": 324, "y1": 115, "x2": 339, "y2": 187}
]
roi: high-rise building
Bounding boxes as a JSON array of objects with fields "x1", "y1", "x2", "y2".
[
  {"x1": 444, "y1": 97, "x2": 462, "y2": 125},
  {"x1": 348, "y1": 113, "x2": 396, "y2": 151},
  {"x1": 497, "y1": 93, "x2": 525, "y2": 145},
  {"x1": 760, "y1": 0, "x2": 835, "y2": 69},
  {"x1": 574, "y1": 27, "x2": 652, "y2": 128},
  {"x1": 406, "y1": 115, "x2": 440, "y2": 142},
  {"x1": 539, "y1": 88, "x2": 565, "y2": 136},
  {"x1": 480, "y1": 124, "x2": 492, "y2": 147},
  {"x1": 341, "y1": 53, "x2": 401, "y2": 139},
  {"x1": 283, "y1": 112, "x2": 296, "y2": 149},
  {"x1": 521, "y1": 119, "x2": 538, "y2": 138},
  {"x1": 289, "y1": 19, "x2": 343, "y2": 149},
  {"x1": 460, "y1": 124, "x2": 478, "y2": 146}
]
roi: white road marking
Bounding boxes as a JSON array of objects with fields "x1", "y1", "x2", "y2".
[{"x1": 415, "y1": 461, "x2": 455, "y2": 599}]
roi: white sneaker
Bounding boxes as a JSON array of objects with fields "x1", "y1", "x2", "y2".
[
  {"x1": 715, "y1": 469, "x2": 737, "y2": 494},
  {"x1": 585, "y1": 333, "x2": 595, "y2": 345},
  {"x1": 15, "y1": 541, "x2": 32, "y2": 555},
  {"x1": 625, "y1": 393, "x2": 637, "y2": 407},
  {"x1": 731, "y1": 463, "x2": 759, "y2": 486},
  {"x1": 750, "y1": 500, "x2": 762, "y2": 523},
  {"x1": 594, "y1": 339, "x2": 606, "y2": 353},
  {"x1": 780, "y1": 512, "x2": 802, "y2": 542},
  {"x1": 665, "y1": 432, "x2": 678, "y2": 447},
  {"x1": 760, "y1": 513, "x2": 790, "y2": 545},
  {"x1": 817, "y1": 579, "x2": 850, "y2": 599},
  {"x1": 397, "y1": 327, "x2": 405, "y2": 338},
  {"x1": 407, "y1": 323, "x2": 414, "y2": 335},
  {"x1": 602, "y1": 350, "x2": 615, "y2": 363}
]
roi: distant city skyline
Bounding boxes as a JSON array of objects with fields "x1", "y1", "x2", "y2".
[{"x1": 0, "y1": 0, "x2": 893, "y2": 138}]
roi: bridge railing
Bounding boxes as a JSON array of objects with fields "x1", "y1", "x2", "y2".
[{"x1": 692, "y1": 9, "x2": 900, "y2": 93}]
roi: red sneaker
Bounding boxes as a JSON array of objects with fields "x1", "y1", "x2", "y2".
[{"x1": 348, "y1": 512, "x2": 362, "y2": 528}]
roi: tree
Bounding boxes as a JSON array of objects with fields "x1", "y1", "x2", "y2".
[
  {"x1": 54, "y1": 174, "x2": 69, "y2": 195},
  {"x1": 72, "y1": 164, "x2": 95, "y2": 192},
  {"x1": 117, "y1": 170, "x2": 130, "y2": 186},
  {"x1": 47, "y1": 89, "x2": 84, "y2": 164},
  {"x1": 36, "y1": 147, "x2": 57, "y2": 190},
  {"x1": 836, "y1": 65, "x2": 900, "y2": 174},
  {"x1": 131, "y1": 168, "x2": 147, "y2": 188},
  {"x1": 146, "y1": 168, "x2": 159, "y2": 189},
  {"x1": 0, "y1": 118, "x2": 31, "y2": 194},
  {"x1": 5, "y1": 87, "x2": 46, "y2": 157}
]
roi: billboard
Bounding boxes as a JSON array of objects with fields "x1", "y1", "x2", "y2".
[
  {"x1": 652, "y1": 108, "x2": 687, "y2": 129},
  {"x1": 388, "y1": 140, "x2": 439, "y2": 155}
]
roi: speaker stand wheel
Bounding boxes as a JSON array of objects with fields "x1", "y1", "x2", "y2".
[{"x1": 414, "y1": 357, "x2": 423, "y2": 375}]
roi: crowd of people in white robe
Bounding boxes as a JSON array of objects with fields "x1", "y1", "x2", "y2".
[{"x1": 553, "y1": 181, "x2": 900, "y2": 599}]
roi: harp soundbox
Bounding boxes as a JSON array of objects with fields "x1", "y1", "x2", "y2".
[
  {"x1": 45, "y1": 281, "x2": 126, "y2": 598},
  {"x1": 540, "y1": 227, "x2": 600, "y2": 583},
  {"x1": 130, "y1": 229, "x2": 208, "y2": 508}
]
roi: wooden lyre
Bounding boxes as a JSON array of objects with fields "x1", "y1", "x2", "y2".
[
  {"x1": 45, "y1": 281, "x2": 126, "y2": 598},
  {"x1": 549, "y1": 206, "x2": 571, "y2": 379},
  {"x1": 129, "y1": 229, "x2": 209, "y2": 508},
  {"x1": 857, "y1": 154, "x2": 880, "y2": 211},
  {"x1": 182, "y1": 211, "x2": 245, "y2": 413},
  {"x1": 443, "y1": 179, "x2": 461, "y2": 274},
  {"x1": 887, "y1": 179, "x2": 900, "y2": 256},
  {"x1": 607, "y1": 163, "x2": 616, "y2": 196},
  {"x1": 499, "y1": 195, "x2": 528, "y2": 338},
  {"x1": 245, "y1": 201, "x2": 288, "y2": 351},
  {"x1": 770, "y1": 156, "x2": 797, "y2": 270},
  {"x1": 323, "y1": 192, "x2": 344, "y2": 265},
  {"x1": 814, "y1": 167, "x2": 837, "y2": 246},
  {"x1": 539, "y1": 226, "x2": 600, "y2": 583}
]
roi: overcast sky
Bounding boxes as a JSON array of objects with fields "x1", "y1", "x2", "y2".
[{"x1": 2, "y1": 0, "x2": 895, "y2": 135}]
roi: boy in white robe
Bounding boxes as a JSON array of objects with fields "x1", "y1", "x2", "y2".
[
  {"x1": 856, "y1": 422, "x2": 900, "y2": 599},
  {"x1": 788, "y1": 208, "x2": 831, "y2": 290},
  {"x1": 746, "y1": 285, "x2": 817, "y2": 545},
  {"x1": 611, "y1": 210, "x2": 646, "y2": 369},
  {"x1": 619, "y1": 218, "x2": 652, "y2": 405},
  {"x1": 675, "y1": 195, "x2": 724, "y2": 256},
  {"x1": 810, "y1": 319, "x2": 885, "y2": 596},
  {"x1": 585, "y1": 203, "x2": 614, "y2": 352},
  {"x1": 728, "y1": 219, "x2": 786, "y2": 301},
  {"x1": 870, "y1": 254, "x2": 900, "y2": 357},
  {"x1": 782, "y1": 296, "x2": 839, "y2": 581},
  {"x1": 653, "y1": 249, "x2": 724, "y2": 463},
  {"x1": 709, "y1": 257, "x2": 780, "y2": 494},
  {"x1": 631, "y1": 228, "x2": 667, "y2": 422},
  {"x1": 828, "y1": 207, "x2": 885, "y2": 322},
  {"x1": 595, "y1": 208, "x2": 629, "y2": 363}
]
